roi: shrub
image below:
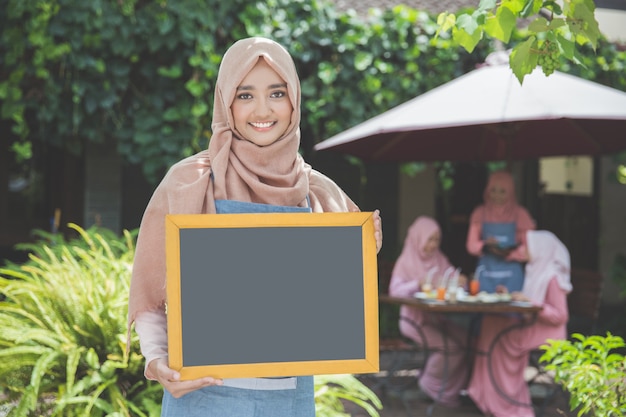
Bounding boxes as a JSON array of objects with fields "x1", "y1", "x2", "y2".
[
  {"x1": 0, "y1": 224, "x2": 382, "y2": 416},
  {"x1": 314, "y1": 374, "x2": 382, "y2": 417},
  {"x1": 0, "y1": 224, "x2": 162, "y2": 416},
  {"x1": 540, "y1": 332, "x2": 626, "y2": 417}
]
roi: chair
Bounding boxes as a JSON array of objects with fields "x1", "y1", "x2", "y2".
[
  {"x1": 526, "y1": 268, "x2": 604, "y2": 416},
  {"x1": 375, "y1": 258, "x2": 430, "y2": 417},
  {"x1": 566, "y1": 268, "x2": 604, "y2": 335}
]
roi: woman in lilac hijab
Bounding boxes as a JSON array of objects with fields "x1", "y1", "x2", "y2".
[{"x1": 389, "y1": 216, "x2": 470, "y2": 407}]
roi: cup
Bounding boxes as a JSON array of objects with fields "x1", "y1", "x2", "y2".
[
  {"x1": 470, "y1": 280, "x2": 480, "y2": 296},
  {"x1": 448, "y1": 287, "x2": 457, "y2": 303},
  {"x1": 421, "y1": 283, "x2": 432, "y2": 293},
  {"x1": 436, "y1": 287, "x2": 446, "y2": 301}
]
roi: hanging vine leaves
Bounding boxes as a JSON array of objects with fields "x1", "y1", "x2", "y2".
[{"x1": 436, "y1": 0, "x2": 603, "y2": 83}]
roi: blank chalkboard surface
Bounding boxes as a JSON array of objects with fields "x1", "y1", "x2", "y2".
[{"x1": 165, "y1": 212, "x2": 379, "y2": 380}]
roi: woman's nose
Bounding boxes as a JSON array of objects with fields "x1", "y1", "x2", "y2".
[{"x1": 253, "y1": 98, "x2": 271, "y2": 117}]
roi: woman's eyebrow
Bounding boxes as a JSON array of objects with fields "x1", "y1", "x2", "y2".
[{"x1": 236, "y1": 83, "x2": 287, "y2": 91}]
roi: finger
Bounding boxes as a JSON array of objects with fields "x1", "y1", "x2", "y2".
[
  {"x1": 158, "y1": 364, "x2": 181, "y2": 382},
  {"x1": 165, "y1": 377, "x2": 222, "y2": 398}
]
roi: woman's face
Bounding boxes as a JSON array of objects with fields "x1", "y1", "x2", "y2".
[
  {"x1": 231, "y1": 58, "x2": 293, "y2": 147},
  {"x1": 488, "y1": 182, "x2": 509, "y2": 205},
  {"x1": 422, "y1": 230, "x2": 441, "y2": 255}
]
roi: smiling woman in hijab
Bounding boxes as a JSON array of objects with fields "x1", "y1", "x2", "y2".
[
  {"x1": 389, "y1": 216, "x2": 470, "y2": 407},
  {"x1": 466, "y1": 170, "x2": 536, "y2": 294},
  {"x1": 127, "y1": 37, "x2": 382, "y2": 417},
  {"x1": 467, "y1": 230, "x2": 572, "y2": 417}
]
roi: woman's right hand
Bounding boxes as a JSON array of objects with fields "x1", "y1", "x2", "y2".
[{"x1": 148, "y1": 357, "x2": 223, "y2": 398}]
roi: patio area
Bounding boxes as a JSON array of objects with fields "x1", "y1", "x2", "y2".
[
  {"x1": 346, "y1": 391, "x2": 575, "y2": 417},
  {"x1": 345, "y1": 354, "x2": 578, "y2": 417}
]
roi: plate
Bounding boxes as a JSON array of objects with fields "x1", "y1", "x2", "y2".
[
  {"x1": 474, "y1": 292, "x2": 512, "y2": 303},
  {"x1": 458, "y1": 295, "x2": 478, "y2": 303},
  {"x1": 510, "y1": 301, "x2": 534, "y2": 307},
  {"x1": 414, "y1": 291, "x2": 437, "y2": 300}
]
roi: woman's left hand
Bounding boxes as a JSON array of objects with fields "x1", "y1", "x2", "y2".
[
  {"x1": 495, "y1": 284, "x2": 509, "y2": 294},
  {"x1": 511, "y1": 291, "x2": 530, "y2": 302},
  {"x1": 373, "y1": 209, "x2": 383, "y2": 254}
]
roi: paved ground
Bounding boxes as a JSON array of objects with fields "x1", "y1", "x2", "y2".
[
  {"x1": 342, "y1": 349, "x2": 578, "y2": 417},
  {"x1": 346, "y1": 380, "x2": 576, "y2": 417}
]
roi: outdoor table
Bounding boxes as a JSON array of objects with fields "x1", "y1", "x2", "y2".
[{"x1": 379, "y1": 294, "x2": 543, "y2": 416}]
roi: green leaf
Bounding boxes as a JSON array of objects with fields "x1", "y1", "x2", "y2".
[
  {"x1": 185, "y1": 79, "x2": 205, "y2": 97},
  {"x1": 435, "y1": 12, "x2": 456, "y2": 38},
  {"x1": 157, "y1": 64, "x2": 183, "y2": 78},
  {"x1": 520, "y1": 0, "x2": 543, "y2": 18},
  {"x1": 548, "y1": 18, "x2": 566, "y2": 31},
  {"x1": 509, "y1": 37, "x2": 538, "y2": 84},
  {"x1": 478, "y1": 0, "x2": 497, "y2": 11},
  {"x1": 528, "y1": 16, "x2": 550, "y2": 32},
  {"x1": 191, "y1": 102, "x2": 208, "y2": 117},
  {"x1": 484, "y1": 6, "x2": 516, "y2": 42},
  {"x1": 567, "y1": 0, "x2": 600, "y2": 50},
  {"x1": 453, "y1": 26, "x2": 483, "y2": 53},
  {"x1": 317, "y1": 62, "x2": 338, "y2": 84},
  {"x1": 544, "y1": 0, "x2": 563, "y2": 15},
  {"x1": 456, "y1": 13, "x2": 479, "y2": 35},
  {"x1": 354, "y1": 52, "x2": 373, "y2": 71}
]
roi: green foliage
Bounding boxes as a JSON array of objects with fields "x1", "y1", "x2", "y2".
[
  {"x1": 0, "y1": 224, "x2": 382, "y2": 416},
  {"x1": 0, "y1": 223, "x2": 162, "y2": 416},
  {"x1": 436, "y1": 0, "x2": 604, "y2": 83},
  {"x1": 1, "y1": 0, "x2": 486, "y2": 183},
  {"x1": 314, "y1": 374, "x2": 382, "y2": 417},
  {"x1": 4, "y1": 0, "x2": 620, "y2": 188},
  {"x1": 245, "y1": 0, "x2": 488, "y2": 155},
  {"x1": 560, "y1": 38, "x2": 626, "y2": 92},
  {"x1": 540, "y1": 333, "x2": 626, "y2": 417},
  {"x1": 0, "y1": 0, "x2": 244, "y2": 182}
]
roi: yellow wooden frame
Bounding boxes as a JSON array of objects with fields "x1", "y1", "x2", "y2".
[{"x1": 165, "y1": 212, "x2": 379, "y2": 380}]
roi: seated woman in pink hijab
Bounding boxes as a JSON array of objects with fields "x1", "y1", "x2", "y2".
[
  {"x1": 389, "y1": 216, "x2": 470, "y2": 407},
  {"x1": 466, "y1": 170, "x2": 536, "y2": 294},
  {"x1": 467, "y1": 230, "x2": 572, "y2": 417}
]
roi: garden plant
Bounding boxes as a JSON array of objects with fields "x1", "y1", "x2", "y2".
[
  {"x1": 540, "y1": 332, "x2": 626, "y2": 417},
  {"x1": 0, "y1": 224, "x2": 382, "y2": 416}
]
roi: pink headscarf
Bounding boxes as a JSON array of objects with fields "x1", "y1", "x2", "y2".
[
  {"x1": 522, "y1": 230, "x2": 573, "y2": 303},
  {"x1": 391, "y1": 216, "x2": 452, "y2": 289},
  {"x1": 475, "y1": 170, "x2": 523, "y2": 223},
  {"x1": 209, "y1": 37, "x2": 309, "y2": 206},
  {"x1": 127, "y1": 37, "x2": 359, "y2": 335}
]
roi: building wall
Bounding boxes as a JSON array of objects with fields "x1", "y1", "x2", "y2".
[
  {"x1": 599, "y1": 156, "x2": 626, "y2": 304},
  {"x1": 397, "y1": 164, "x2": 437, "y2": 247}
]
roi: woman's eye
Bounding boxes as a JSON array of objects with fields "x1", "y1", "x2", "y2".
[
  {"x1": 271, "y1": 90, "x2": 286, "y2": 98},
  {"x1": 237, "y1": 93, "x2": 253, "y2": 100}
]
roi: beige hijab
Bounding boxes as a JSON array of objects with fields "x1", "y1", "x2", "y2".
[{"x1": 127, "y1": 37, "x2": 358, "y2": 332}]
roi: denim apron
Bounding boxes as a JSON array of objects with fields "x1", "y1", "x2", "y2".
[
  {"x1": 161, "y1": 198, "x2": 315, "y2": 417},
  {"x1": 476, "y1": 221, "x2": 524, "y2": 293}
]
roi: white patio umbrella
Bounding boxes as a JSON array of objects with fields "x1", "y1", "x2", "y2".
[{"x1": 314, "y1": 63, "x2": 626, "y2": 162}]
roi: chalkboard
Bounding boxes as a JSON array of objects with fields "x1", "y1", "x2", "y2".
[{"x1": 165, "y1": 212, "x2": 379, "y2": 380}]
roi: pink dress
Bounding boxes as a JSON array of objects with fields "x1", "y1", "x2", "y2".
[
  {"x1": 468, "y1": 230, "x2": 572, "y2": 417},
  {"x1": 389, "y1": 216, "x2": 470, "y2": 407}
]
